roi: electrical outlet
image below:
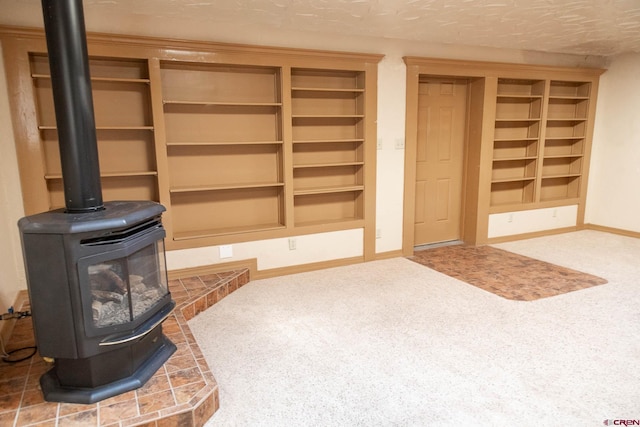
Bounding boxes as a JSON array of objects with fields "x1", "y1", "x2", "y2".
[
  {"x1": 376, "y1": 228, "x2": 382, "y2": 239},
  {"x1": 288, "y1": 238, "x2": 297, "y2": 250},
  {"x1": 219, "y1": 244, "x2": 233, "y2": 259},
  {"x1": 508, "y1": 213, "x2": 514, "y2": 223},
  {"x1": 377, "y1": 138, "x2": 383, "y2": 150},
  {"x1": 394, "y1": 138, "x2": 405, "y2": 150}
]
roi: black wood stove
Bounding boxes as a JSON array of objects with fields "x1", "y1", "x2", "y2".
[{"x1": 17, "y1": 0, "x2": 175, "y2": 404}]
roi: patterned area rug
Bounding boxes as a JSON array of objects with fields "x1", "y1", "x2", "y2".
[{"x1": 409, "y1": 245, "x2": 608, "y2": 301}]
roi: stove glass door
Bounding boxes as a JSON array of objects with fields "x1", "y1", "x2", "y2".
[{"x1": 88, "y1": 239, "x2": 168, "y2": 328}]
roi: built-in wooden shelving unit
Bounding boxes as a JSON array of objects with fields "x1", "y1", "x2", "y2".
[
  {"x1": 291, "y1": 68, "x2": 366, "y2": 227},
  {"x1": 30, "y1": 54, "x2": 159, "y2": 209},
  {"x1": 1, "y1": 27, "x2": 381, "y2": 253},
  {"x1": 490, "y1": 78, "x2": 544, "y2": 207},
  {"x1": 489, "y1": 78, "x2": 596, "y2": 212}
]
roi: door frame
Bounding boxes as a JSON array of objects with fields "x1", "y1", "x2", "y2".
[{"x1": 402, "y1": 58, "x2": 494, "y2": 256}]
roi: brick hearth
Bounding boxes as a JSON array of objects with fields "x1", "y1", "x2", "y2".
[{"x1": 0, "y1": 268, "x2": 249, "y2": 427}]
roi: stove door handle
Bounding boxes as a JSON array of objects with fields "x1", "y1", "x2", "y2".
[{"x1": 99, "y1": 303, "x2": 174, "y2": 346}]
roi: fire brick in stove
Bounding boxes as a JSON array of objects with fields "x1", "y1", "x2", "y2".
[{"x1": 18, "y1": 200, "x2": 176, "y2": 403}]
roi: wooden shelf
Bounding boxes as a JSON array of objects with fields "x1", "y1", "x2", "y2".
[
  {"x1": 548, "y1": 95, "x2": 590, "y2": 100},
  {"x1": 549, "y1": 81, "x2": 591, "y2": 98},
  {"x1": 166, "y1": 140, "x2": 283, "y2": 146},
  {"x1": 546, "y1": 118, "x2": 588, "y2": 122},
  {"x1": 541, "y1": 173, "x2": 581, "y2": 179},
  {"x1": 492, "y1": 156, "x2": 537, "y2": 162},
  {"x1": 293, "y1": 161, "x2": 364, "y2": 169},
  {"x1": 490, "y1": 179, "x2": 535, "y2": 206},
  {"x1": 544, "y1": 136, "x2": 584, "y2": 141},
  {"x1": 293, "y1": 138, "x2": 364, "y2": 144},
  {"x1": 496, "y1": 94, "x2": 543, "y2": 100},
  {"x1": 294, "y1": 218, "x2": 365, "y2": 228},
  {"x1": 173, "y1": 223, "x2": 286, "y2": 241},
  {"x1": 163, "y1": 100, "x2": 282, "y2": 107},
  {"x1": 491, "y1": 177, "x2": 536, "y2": 184},
  {"x1": 494, "y1": 137, "x2": 539, "y2": 142},
  {"x1": 497, "y1": 78, "x2": 545, "y2": 97},
  {"x1": 170, "y1": 182, "x2": 284, "y2": 193},
  {"x1": 32, "y1": 73, "x2": 150, "y2": 84},
  {"x1": 38, "y1": 126, "x2": 154, "y2": 131},
  {"x1": 292, "y1": 87, "x2": 364, "y2": 93},
  {"x1": 538, "y1": 196, "x2": 580, "y2": 203},
  {"x1": 543, "y1": 154, "x2": 583, "y2": 159},
  {"x1": 45, "y1": 171, "x2": 158, "y2": 180},
  {"x1": 540, "y1": 174, "x2": 581, "y2": 201},
  {"x1": 292, "y1": 114, "x2": 365, "y2": 119},
  {"x1": 293, "y1": 185, "x2": 364, "y2": 196},
  {"x1": 494, "y1": 118, "x2": 541, "y2": 123}
]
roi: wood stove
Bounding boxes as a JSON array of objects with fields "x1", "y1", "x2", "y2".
[
  {"x1": 17, "y1": 0, "x2": 176, "y2": 403},
  {"x1": 19, "y1": 201, "x2": 176, "y2": 403}
]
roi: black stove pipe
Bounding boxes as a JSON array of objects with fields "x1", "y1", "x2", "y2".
[{"x1": 41, "y1": 0, "x2": 104, "y2": 212}]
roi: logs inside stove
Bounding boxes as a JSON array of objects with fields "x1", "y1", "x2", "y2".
[{"x1": 17, "y1": 0, "x2": 175, "y2": 404}]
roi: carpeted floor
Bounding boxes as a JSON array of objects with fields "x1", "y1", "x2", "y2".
[
  {"x1": 189, "y1": 230, "x2": 640, "y2": 426},
  {"x1": 409, "y1": 245, "x2": 608, "y2": 301}
]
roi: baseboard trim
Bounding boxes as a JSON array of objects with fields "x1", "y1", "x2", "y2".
[
  {"x1": 375, "y1": 249, "x2": 404, "y2": 260},
  {"x1": 168, "y1": 256, "x2": 366, "y2": 282},
  {"x1": 584, "y1": 224, "x2": 640, "y2": 239},
  {"x1": 486, "y1": 226, "x2": 579, "y2": 244},
  {"x1": 254, "y1": 256, "x2": 364, "y2": 280},
  {"x1": 168, "y1": 258, "x2": 258, "y2": 280},
  {"x1": 168, "y1": 251, "x2": 406, "y2": 283},
  {"x1": 487, "y1": 224, "x2": 640, "y2": 244}
]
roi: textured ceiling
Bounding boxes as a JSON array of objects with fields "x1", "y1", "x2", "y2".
[
  {"x1": 79, "y1": 0, "x2": 640, "y2": 57},
  {"x1": 3, "y1": 0, "x2": 640, "y2": 57}
]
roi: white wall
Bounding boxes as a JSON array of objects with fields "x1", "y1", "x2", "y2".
[
  {"x1": 488, "y1": 205, "x2": 578, "y2": 239},
  {"x1": 0, "y1": 44, "x2": 27, "y2": 311},
  {"x1": 169, "y1": 229, "x2": 363, "y2": 271},
  {"x1": 0, "y1": 5, "x2": 611, "y2": 303},
  {"x1": 585, "y1": 53, "x2": 640, "y2": 232}
]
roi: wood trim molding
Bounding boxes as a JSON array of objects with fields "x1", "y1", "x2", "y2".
[
  {"x1": 486, "y1": 226, "x2": 579, "y2": 244},
  {"x1": 487, "y1": 224, "x2": 640, "y2": 245},
  {"x1": 253, "y1": 256, "x2": 364, "y2": 280},
  {"x1": 168, "y1": 249, "x2": 409, "y2": 284},
  {"x1": 0, "y1": 25, "x2": 384, "y2": 64},
  {"x1": 403, "y1": 56, "x2": 605, "y2": 78},
  {"x1": 374, "y1": 249, "x2": 404, "y2": 260},
  {"x1": 168, "y1": 258, "x2": 258, "y2": 280},
  {"x1": 584, "y1": 224, "x2": 640, "y2": 239},
  {"x1": 363, "y1": 61, "x2": 379, "y2": 261},
  {"x1": 401, "y1": 63, "x2": 420, "y2": 256}
]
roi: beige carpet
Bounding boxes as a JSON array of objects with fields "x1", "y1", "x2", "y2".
[
  {"x1": 189, "y1": 230, "x2": 640, "y2": 426},
  {"x1": 409, "y1": 245, "x2": 608, "y2": 301}
]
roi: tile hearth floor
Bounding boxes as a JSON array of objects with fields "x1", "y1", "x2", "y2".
[
  {"x1": 0, "y1": 268, "x2": 250, "y2": 427},
  {"x1": 409, "y1": 244, "x2": 608, "y2": 301}
]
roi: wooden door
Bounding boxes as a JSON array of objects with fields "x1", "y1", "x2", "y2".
[{"x1": 414, "y1": 78, "x2": 468, "y2": 246}]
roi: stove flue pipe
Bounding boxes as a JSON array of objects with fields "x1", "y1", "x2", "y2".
[{"x1": 41, "y1": 0, "x2": 104, "y2": 212}]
